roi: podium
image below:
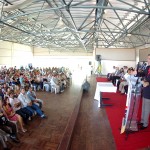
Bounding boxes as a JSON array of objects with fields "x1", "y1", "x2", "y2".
[
  {"x1": 94, "y1": 82, "x2": 117, "y2": 107},
  {"x1": 121, "y1": 77, "x2": 142, "y2": 134},
  {"x1": 125, "y1": 88, "x2": 141, "y2": 132}
]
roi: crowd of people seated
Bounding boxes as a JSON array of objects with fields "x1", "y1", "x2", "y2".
[
  {"x1": 107, "y1": 66, "x2": 135, "y2": 95},
  {"x1": 0, "y1": 65, "x2": 71, "y2": 149},
  {"x1": 107, "y1": 64, "x2": 147, "y2": 95}
]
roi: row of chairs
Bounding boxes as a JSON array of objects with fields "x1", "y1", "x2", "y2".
[
  {"x1": 27, "y1": 83, "x2": 57, "y2": 94},
  {"x1": 43, "y1": 84, "x2": 57, "y2": 94}
]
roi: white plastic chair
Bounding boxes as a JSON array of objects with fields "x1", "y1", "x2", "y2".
[
  {"x1": 51, "y1": 85, "x2": 57, "y2": 94},
  {"x1": 43, "y1": 84, "x2": 50, "y2": 92}
]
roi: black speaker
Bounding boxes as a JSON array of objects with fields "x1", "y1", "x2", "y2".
[
  {"x1": 82, "y1": 80, "x2": 90, "y2": 92},
  {"x1": 96, "y1": 55, "x2": 101, "y2": 61},
  {"x1": 89, "y1": 61, "x2": 92, "y2": 65}
]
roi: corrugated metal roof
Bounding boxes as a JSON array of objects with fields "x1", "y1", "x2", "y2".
[{"x1": 0, "y1": 0, "x2": 150, "y2": 51}]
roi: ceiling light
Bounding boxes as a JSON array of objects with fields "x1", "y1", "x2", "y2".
[
  {"x1": 104, "y1": 9, "x2": 108, "y2": 14},
  {"x1": 127, "y1": 34, "x2": 132, "y2": 37},
  {"x1": 56, "y1": 17, "x2": 64, "y2": 27}
]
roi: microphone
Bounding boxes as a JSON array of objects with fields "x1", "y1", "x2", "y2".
[{"x1": 135, "y1": 62, "x2": 140, "y2": 86}]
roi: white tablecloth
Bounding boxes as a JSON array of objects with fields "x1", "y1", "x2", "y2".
[{"x1": 94, "y1": 82, "x2": 117, "y2": 107}]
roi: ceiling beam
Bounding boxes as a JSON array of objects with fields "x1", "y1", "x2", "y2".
[{"x1": 71, "y1": 5, "x2": 149, "y2": 15}]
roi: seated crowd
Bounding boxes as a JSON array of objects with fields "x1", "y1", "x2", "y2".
[
  {"x1": 107, "y1": 66, "x2": 135, "y2": 94},
  {"x1": 0, "y1": 66, "x2": 71, "y2": 149}
]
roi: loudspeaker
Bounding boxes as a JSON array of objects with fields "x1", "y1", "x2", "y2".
[
  {"x1": 82, "y1": 80, "x2": 90, "y2": 92},
  {"x1": 89, "y1": 61, "x2": 92, "y2": 65},
  {"x1": 96, "y1": 55, "x2": 101, "y2": 61}
]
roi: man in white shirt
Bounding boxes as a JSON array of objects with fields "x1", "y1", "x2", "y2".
[
  {"x1": 18, "y1": 88, "x2": 46, "y2": 118},
  {"x1": 119, "y1": 68, "x2": 133, "y2": 94}
]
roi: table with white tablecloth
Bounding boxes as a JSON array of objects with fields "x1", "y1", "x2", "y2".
[{"x1": 94, "y1": 82, "x2": 117, "y2": 107}]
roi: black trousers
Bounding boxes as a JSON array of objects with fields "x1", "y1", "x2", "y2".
[
  {"x1": 112, "y1": 76, "x2": 120, "y2": 85},
  {"x1": 107, "y1": 73, "x2": 112, "y2": 81},
  {"x1": 0, "y1": 121, "x2": 17, "y2": 136},
  {"x1": 117, "y1": 80, "x2": 121, "y2": 90},
  {"x1": 16, "y1": 107, "x2": 31, "y2": 122},
  {"x1": 124, "y1": 85, "x2": 128, "y2": 94}
]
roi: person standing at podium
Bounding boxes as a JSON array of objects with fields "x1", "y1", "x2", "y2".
[{"x1": 139, "y1": 54, "x2": 150, "y2": 129}]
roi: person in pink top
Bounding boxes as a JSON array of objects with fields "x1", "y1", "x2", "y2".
[
  {"x1": 9, "y1": 92, "x2": 31, "y2": 123},
  {"x1": 2, "y1": 96, "x2": 27, "y2": 133}
]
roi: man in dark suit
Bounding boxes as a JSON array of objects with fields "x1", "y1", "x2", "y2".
[{"x1": 139, "y1": 54, "x2": 150, "y2": 129}]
